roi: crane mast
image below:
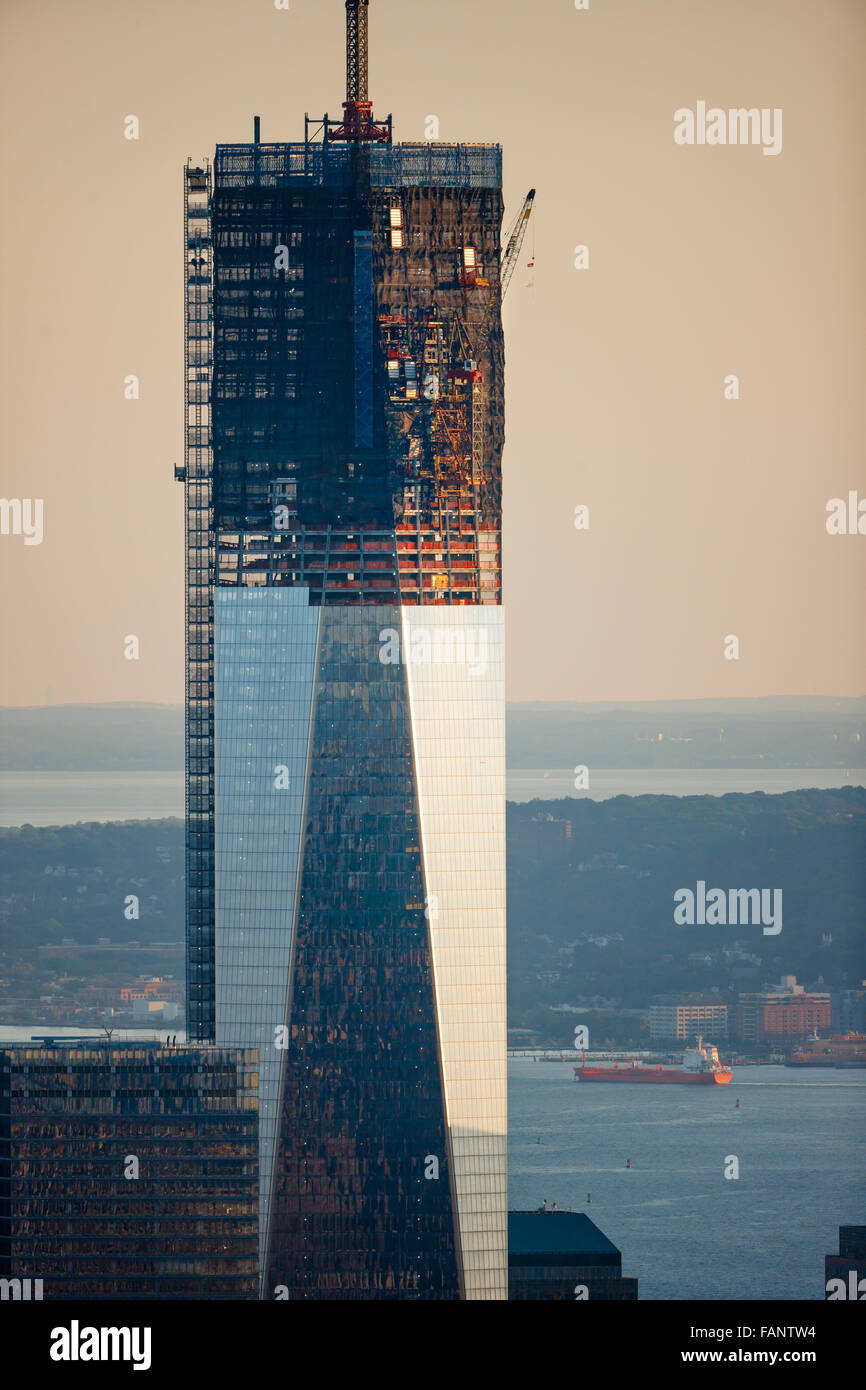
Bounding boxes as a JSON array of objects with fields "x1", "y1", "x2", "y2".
[
  {"x1": 345, "y1": 0, "x2": 368, "y2": 104},
  {"x1": 323, "y1": 0, "x2": 391, "y2": 143}
]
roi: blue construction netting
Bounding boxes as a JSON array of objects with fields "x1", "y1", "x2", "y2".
[{"x1": 214, "y1": 142, "x2": 502, "y2": 190}]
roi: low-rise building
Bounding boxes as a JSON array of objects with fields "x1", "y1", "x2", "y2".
[
  {"x1": 831, "y1": 986, "x2": 866, "y2": 1035},
  {"x1": 649, "y1": 999, "x2": 728, "y2": 1042},
  {"x1": 508, "y1": 1210, "x2": 638, "y2": 1300},
  {"x1": 736, "y1": 975, "x2": 831, "y2": 1042},
  {"x1": 120, "y1": 976, "x2": 184, "y2": 1005}
]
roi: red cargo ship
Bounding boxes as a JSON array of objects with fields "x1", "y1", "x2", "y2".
[{"x1": 574, "y1": 1038, "x2": 733, "y2": 1085}]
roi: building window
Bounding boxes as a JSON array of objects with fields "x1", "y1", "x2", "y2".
[{"x1": 389, "y1": 205, "x2": 404, "y2": 250}]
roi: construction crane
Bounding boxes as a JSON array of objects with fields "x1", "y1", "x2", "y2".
[
  {"x1": 498, "y1": 189, "x2": 536, "y2": 301},
  {"x1": 345, "y1": 0, "x2": 368, "y2": 106},
  {"x1": 325, "y1": 0, "x2": 392, "y2": 143}
]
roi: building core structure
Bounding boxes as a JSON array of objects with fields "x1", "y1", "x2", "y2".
[{"x1": 181, "y1": 0, "x2": 510, "y2": 1299}]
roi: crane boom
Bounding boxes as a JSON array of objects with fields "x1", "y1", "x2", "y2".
[{"x1": 499, "y1": 188, "x2": 536, "y2": 300}]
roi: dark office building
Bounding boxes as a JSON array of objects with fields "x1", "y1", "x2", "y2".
[
  {"x1": 0, "y1": 1043, "x2": 258, "y2": 1300},
  {"x1": 508, "y1": 1211, "x2": 639, "y2": 1301},
  {"x1": 830, "y1": 986, "x2": 866, "y2": 1035},
  {"x1": 825, "y1": 1226, "x2": 866, "y2": 1300},
  {"x1": 181, "y1": 0, "x2": 509, "y2": 1298}
]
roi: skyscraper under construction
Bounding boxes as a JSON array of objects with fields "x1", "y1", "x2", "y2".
[{"x1": 181, "y1": 0, "x2": 517, "y2": 1299}]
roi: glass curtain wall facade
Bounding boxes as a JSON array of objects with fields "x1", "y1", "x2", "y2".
[
  {"x1": 0, "y1": 1045, "x2": 259, "y2": 1300},
  {"x1": 185, "y1": 125, "x2": 507, "y2": 1299}
]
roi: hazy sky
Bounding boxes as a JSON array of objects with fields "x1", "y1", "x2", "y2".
[{"x1": 1, "y1": 0, "x2": 864, "y2": 705}]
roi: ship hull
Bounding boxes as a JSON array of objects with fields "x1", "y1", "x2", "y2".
[
  {"x1": 784, "y1": 1060, "x2": 837, "y2": 1068},
  {"x1": 574, "y1": 1068, "x2": 733, "y2": 1085}
]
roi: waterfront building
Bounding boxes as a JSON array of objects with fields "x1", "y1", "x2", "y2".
[
  {"x1": 736, "y1": 976, "x2": 831, "y2": 1042},
  {"x1": 648, "y1": 998, "x2": 728, "y2": 1042}
]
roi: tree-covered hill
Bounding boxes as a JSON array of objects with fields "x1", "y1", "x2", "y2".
[
  {"x1": 0, "y1": 789, "x2": 863, "y2": 1026},
  {"x1": 507, "y1": 787, "x2": 865, "y2": 1019}
]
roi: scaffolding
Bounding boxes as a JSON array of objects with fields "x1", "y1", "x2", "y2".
[
  {"x1": 205, "y1": 131, "x2": 504, "y2": 605},
  {"x1": 214, "y1": 141, "x2": 501, "y2": 190},
  {"x1": 182, "y1": 161, "x2": 215, "y2": 1043}
]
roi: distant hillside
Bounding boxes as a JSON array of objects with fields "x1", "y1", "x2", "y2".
[
  {"x1": 0, "y1": 790, "x2": 863, "y2": 1031},
  {"x1": 507, "y1": 698, "x2": 866, "y2": 769},
  {"x1": 507, "y1": 786, "x2": 866, "y2": 1022},
  {"x1": 0, "y1": 705, "x2": 183, "y2": 771},
  {"x1": 0, "y1": 820, "x2": 185, "y2": 1022},
  {"x1": 1, "y1": 699, "x2": 864, "y2": 771},
  {"x1": 0, "y1": 819, "x2": 184, "y2": 950}
]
